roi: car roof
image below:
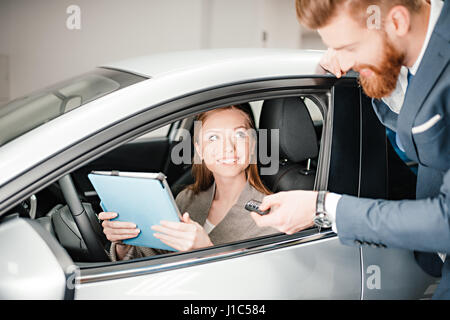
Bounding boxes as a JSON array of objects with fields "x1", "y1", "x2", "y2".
[
  {"x1": 101, "y1": 48, "x2": 326, "y2": 79},
  {"x1": 0, "y1": 49, "x2": 329, "y2": 189}
]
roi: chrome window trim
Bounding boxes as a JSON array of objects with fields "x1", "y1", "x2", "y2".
[
  {"x1": 78, "y1": 230, "x2": 336, "y2": 284},
  {"x1": 359, "y1": 246, "x2": 364, "y2": 300},
  {"x1": 304, "y1": 93, "x2": 330, "y2": 191}
]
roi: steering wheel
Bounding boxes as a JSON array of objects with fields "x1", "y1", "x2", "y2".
[{"x1": 58, "y1": 174, "x2": 110, "y2": 262}]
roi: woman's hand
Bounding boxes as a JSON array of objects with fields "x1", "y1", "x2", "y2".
[
  {"x1": 98, "y1": 211, "x2": 140, "y2": 259},
  {"x1": 152, "y1": 212, "x2": 213, "y2": 251},
  {"x1": 99, "y1": 211, "x2": 141, "y2": 242}
]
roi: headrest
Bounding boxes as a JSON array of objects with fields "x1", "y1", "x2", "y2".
[{"x1": 259, "y1": 97, "x2": 318, "y2": 162}]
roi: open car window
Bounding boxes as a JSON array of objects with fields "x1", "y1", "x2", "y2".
[
  {"x1": 5, "y1": 86, "x2": 329, "y2": 267},
  {"x1": 60, "y1": 94, "x2": 326, "y2": 264}
]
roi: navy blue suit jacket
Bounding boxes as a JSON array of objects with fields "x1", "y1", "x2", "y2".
[{"x1": 335, "y1": 1, "x2": 450, "y2": 299}]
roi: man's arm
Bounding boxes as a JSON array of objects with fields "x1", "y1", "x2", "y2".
[
  {"x1": 251, "y1": 169, "x2": 450, "y2": 253},
  {"x1": 335, "y1": 168, "x2": 450, "y2": 253}
]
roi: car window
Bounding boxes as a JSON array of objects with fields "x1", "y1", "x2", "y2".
[
  {"x1": 304, "y1": 97, "x2": 324, "y2": 126},
  {"x1": 21, "y1": 93, "x2": 327, "y2": 265},
  {"x1": 249, "y1": 100, "x2": 263, "y2": 128},
  {"x1": 131, "y1": 124, "x2": 171, "y2": 141},
  {"x1": 102, "y1": 97, "x2": 323, "y2": 260},
  {"x1": 0, "y1": 68, "x2": 147, "y2": 147}
]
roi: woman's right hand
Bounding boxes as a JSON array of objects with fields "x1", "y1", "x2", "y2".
[
  {"x1": 99, "y1": 212, "x2": 140, "y2": 260},
  {"x1": 98, "y1": 211, "x2": 141, "y2": 242}
]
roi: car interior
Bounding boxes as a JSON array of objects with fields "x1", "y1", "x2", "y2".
[{"x1": 7, "y1": 95, "x2": 325, "y2": 263}]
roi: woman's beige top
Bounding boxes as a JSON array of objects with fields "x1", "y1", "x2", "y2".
[{"x1": 109, "y1": 180, "x2": 278, "y2": 261}]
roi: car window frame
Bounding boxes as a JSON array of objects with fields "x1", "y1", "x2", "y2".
[
  {"x1": 0, "y1": 76, "x2": 359, "y2": 282},
  {"x1": 0, "y1": 76, "x2": 346, "y2": 214}
]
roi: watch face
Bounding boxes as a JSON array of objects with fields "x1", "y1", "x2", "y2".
[{"x1": 314, "y1": 212, "x2": 332, "y2": 228}]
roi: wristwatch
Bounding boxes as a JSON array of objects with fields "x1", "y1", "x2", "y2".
[{"x1": 313, "y1": 191, "x2": 333, "y2": 228}]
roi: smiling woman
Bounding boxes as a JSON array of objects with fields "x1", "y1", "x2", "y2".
[
  {"x1": 101, "y1": 104, "x2": 278, "y2": 261},
  {"x1": 189, "y1": 104, "x2": 271, "y2": 196}
]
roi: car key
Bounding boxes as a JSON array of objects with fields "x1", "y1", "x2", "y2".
[{"x1": 245, "y1": 199, "x2": 270, "y2": 215}]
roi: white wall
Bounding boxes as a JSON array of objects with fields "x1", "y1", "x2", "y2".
[
  {"x1": 0, "y1": 0, "x2": 11, "y2": 56},
  {"x1": 2, "y1": 0, "x2": 324, "y2": 101},
  {"x1": 207, "y1": 0, "x2": 263, "y2": 48},
  {"x1": 0, "y1": 0, "x2": 11, "y2": 104},
  {"x1": 261, "y1": 0, "x2": 302, "y2": 48},
  {"x1": 7, "y1": 0, "x2": 205, "y2": 99},
  {"x1": 300, "y1": 29, "x2": 327, "y2": 50},
  {"x1": 205, "y1": 0, "x2": 303, "y2": 49}
]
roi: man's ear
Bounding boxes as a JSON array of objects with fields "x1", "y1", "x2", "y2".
[{"x1": 385, "y1": 5, "x2": 411, "y2": 38}]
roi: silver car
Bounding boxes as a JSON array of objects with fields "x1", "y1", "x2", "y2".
[{"x1": 0, "y1": 49, "x2": 440, "y2": 299}]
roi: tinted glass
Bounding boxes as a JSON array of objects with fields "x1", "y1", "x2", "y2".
[{"x1": 0, "y1": 68, "x2": 147, "y2": 146}]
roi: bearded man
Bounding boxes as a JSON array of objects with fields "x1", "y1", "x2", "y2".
[{"x1": 251, "y1": 0, "x2": 449, "y2": 299}]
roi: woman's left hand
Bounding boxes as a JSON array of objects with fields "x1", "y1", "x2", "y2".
[{"x1": 152, "y1": 212, "x2": 213, "y2": 251}]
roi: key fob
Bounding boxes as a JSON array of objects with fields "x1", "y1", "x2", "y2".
[{"x1": 245, "y1": 200, "x2": 270, "y2": 215}]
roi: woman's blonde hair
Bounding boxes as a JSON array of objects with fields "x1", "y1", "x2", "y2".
[{"x1": 187, "y1": 105, "x2": 272, "y2": 195}]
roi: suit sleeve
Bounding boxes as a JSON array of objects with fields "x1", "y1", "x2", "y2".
[{"x1": 336, "y1": 168, "x2": 450, "y2": 253}]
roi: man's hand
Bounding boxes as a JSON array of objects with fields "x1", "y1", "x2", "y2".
[
  {"x1": 320, "y1": 48, "x2": 346, "y2": 78},
  {"x1": 250, "y1": 190, "x2": 318, "y2": 234}
]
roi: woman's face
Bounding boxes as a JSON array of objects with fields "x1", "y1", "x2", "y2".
[{"x1": 195, "y1": 108, "x2": 255, "y2": 179}]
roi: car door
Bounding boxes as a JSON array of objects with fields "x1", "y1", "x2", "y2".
[
  {"x1": 356, "y1": 93, "x2": 439, "y2": 299},
  {"x1": 0, "y1": 76, "x2": 363, "y2": 299},
  {"x1": 73, "y1": 78, "x2": 363, "y2": 299},
  {"x1": 76, "y1": 232, "x2": 360, "y2": 299}
]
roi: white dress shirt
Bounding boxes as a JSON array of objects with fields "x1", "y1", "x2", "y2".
[{"x1": 325, "y1": 1, "x2": 445, "y2": 263}]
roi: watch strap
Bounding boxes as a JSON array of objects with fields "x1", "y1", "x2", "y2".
[{"x1": 316, "y1": 190, "x2": 327, "y2": 213}]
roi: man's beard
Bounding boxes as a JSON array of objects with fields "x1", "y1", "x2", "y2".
[{"x1": 355, "y1": 35, "x2": 405, "y2": 99}]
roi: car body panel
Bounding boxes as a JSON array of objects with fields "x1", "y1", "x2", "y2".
[
  {"x1": 76, "y1": 236, "x2": 361, "y2": 299},
  {"x1": 360, "y1": 247, "x2": 438, "y2": 299},
  {"x1": 102, "y1": 48, "x2": 324, "y2": 79}
]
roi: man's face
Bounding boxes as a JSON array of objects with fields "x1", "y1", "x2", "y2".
[{"x1": 318, "y1": 10, "x2": 405, "y2": 99}]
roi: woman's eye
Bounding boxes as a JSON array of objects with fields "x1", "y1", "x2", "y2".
[
  {"x1": 235, "y1": 131, "x2": 247, "y2": 139},
  {"x1": 208, "y1": 134, "x2": 219, "y2": 142}
]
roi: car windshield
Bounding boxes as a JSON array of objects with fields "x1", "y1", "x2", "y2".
[{"x1": 0, "y1": 68, "x2": 147, "y2": 147}]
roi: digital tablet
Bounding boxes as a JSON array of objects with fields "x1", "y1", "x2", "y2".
[{"x1": 88, "y1": 171, "x2": 181, "y2": 251}]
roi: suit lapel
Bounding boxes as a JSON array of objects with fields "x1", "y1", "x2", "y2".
[{"x1": 397, "y1": 1, "x2": 450, "y2": 161}]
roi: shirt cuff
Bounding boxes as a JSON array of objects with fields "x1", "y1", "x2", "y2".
[{"x1": 324, "y1": 192, "x2": 342, "y2": 233}]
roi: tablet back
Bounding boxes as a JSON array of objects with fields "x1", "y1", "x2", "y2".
[{"x1": 88, "y1": 173, "x2": 180, "y2": 251}]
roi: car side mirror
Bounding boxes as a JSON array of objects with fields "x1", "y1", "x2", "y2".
[{"x1": 0, "y1": 216, "x2": 77, "y2": 299}]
